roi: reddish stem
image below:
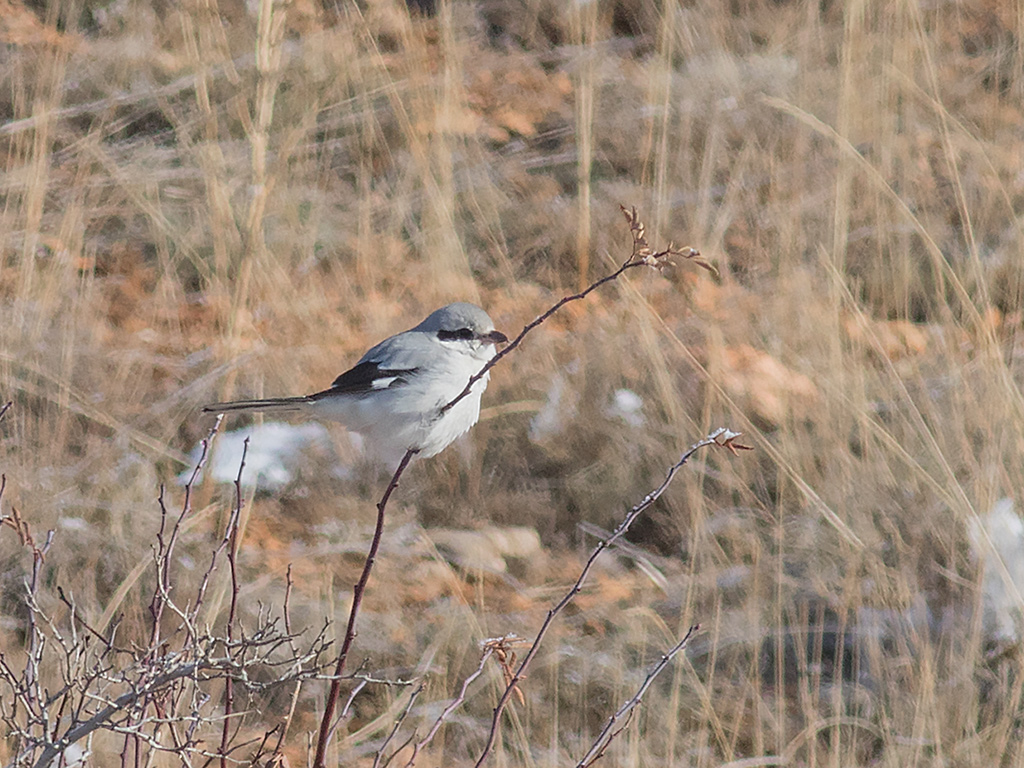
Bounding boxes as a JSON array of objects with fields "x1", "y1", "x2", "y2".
[{"x1": 312, "y1": 448, "x2": 417, "y2": 768}]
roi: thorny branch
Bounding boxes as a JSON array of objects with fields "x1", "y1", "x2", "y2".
[
  {"x1": 254, "y1": 564, "x2": 306, "y2": 766},
  {"x1": 148, "y1": 417, "x2": 223, "y2": 654}
]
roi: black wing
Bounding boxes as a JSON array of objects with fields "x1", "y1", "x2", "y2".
[{"x1": 309, "y1": 360, "x2": 418, "y2": 399}]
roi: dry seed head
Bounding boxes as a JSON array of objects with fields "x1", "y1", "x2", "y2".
[{"x1": 620, "y1": 204, "x2": 714, "y2": 275}]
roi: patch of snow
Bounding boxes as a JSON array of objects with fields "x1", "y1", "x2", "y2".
[
  {"x1": 179, "y1": 421, "x2": 344, "y2": 491},
  {"x1": 967, "y1": 497, "x2": 1024, "y2": 644},
  {"x1": 606, "y1": 388, "x2": 645, "y2": 427},
  {"x1": 530, "y1": 375, "x2": 570, "y2": 442}
]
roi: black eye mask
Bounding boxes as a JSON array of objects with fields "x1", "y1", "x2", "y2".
[{"x1": 437, "y1": 328, "x2": 477, "y2": 341}]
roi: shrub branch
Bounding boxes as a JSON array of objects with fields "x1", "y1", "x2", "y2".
[
  {"x1": 576, "y1": 623, "x2": 700, "y2": 767},
  {"x1": 471, "y1": 427, "x2": 746, "y2": 767}
]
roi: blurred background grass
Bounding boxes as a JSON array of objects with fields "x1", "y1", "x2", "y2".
[{"x1": 3, "y1": 0, "x2": 1024, "y2": 764}]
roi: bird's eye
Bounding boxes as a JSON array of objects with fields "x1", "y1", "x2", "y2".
[{"x1": 438, "y1": 327, "x2": 476, "y2": 342}]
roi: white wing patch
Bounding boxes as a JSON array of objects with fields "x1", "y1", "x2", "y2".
[{"x1": 371, "y1": 376, "x2": 399, "y2": 390}]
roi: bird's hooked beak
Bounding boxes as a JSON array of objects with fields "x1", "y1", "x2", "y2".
[{"x1": 481, "y1": 330, "x2": 509, "y2": 345}]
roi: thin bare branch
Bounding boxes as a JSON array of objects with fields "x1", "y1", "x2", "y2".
[
  {"x1": 576, "y1": 624, "x2": 700, "y2": 767},
  {"x1": 221, "y1": 437, "x2": 249, "y2": 767},
  {"x1": 472, "y1": 429, "x2": 744, "y2": 767},
  {"x1": 313, "y1": 447, "x2": 418, "y2": 767},
  {"x1": 149, "y1": 417, "x2": 222, "y2": 654},
  {"x1": 403, "y1": 646, "x2": 496, "y2": 768},
  {"x1": 441, "y1": 207, "x2": 700, "y2": 418},
  {"x1": 372, "y1": 683, "x2": 424, "y2": 768}
]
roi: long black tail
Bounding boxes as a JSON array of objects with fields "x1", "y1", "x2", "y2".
[{"x1": 202, "y1": 396, "x2": 313, "y2": 414}]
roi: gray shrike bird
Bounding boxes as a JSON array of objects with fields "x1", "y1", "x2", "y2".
[{"x1": 203, "y1": 303, "x2": 508, "y2": 462}]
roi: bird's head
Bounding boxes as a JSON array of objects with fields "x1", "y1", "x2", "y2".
[{"x1": 418, "y1": 303, "x2": 508, "y2": 350}]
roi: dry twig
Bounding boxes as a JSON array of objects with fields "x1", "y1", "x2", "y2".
[
  {"x1": 0, "y1": 425, "x2": 332, "y2": 768},
  {"x1": 576, "y1": 624, "x2": 700, "y2": 767},
  {"x1": 313, "y1": 448, "x2": 418, "y2": 767},
  {"x1": 472, "y1": 428, "x2": 748, "y2": 767},
  {"x1": 400, "y1": 638, "x2": 513, "y2": 768},
  {"x1": 220, "y1": 437, "x2": 249, "y2": 768}
]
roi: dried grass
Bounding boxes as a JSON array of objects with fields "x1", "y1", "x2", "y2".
[{"x1": 3, "y1": 0, "x2": 1024, "y2": 765}]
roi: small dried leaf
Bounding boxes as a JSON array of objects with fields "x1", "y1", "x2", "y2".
[
  {"x1": 513, "y1": 682, "x2": 526, "y2": 706},
  {"x1": 620, "y1": 204, "x2": 652, "y2": 263},
  {"x1": 482, "y1": 633, "x2": 530, "y2": 706},
  {"x1": 711, "y1": 428, "x2": 753, "y2": 455},
  {"x1": 671, "y1": 246, "x2": 718, "y2": 277}
]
